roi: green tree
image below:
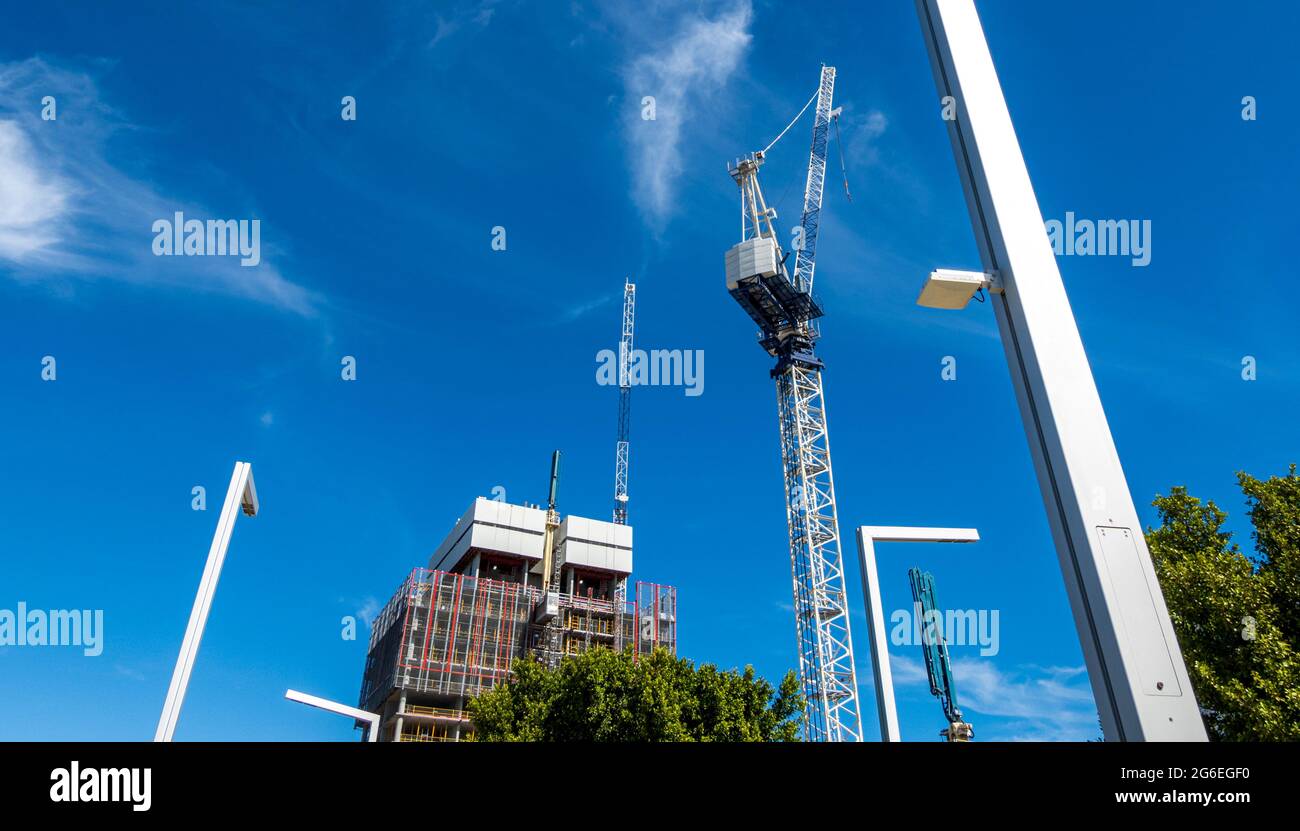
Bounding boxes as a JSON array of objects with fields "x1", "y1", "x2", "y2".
[
  {"x1": 1146, "y1": 465, "x2": 1300, "y2": 740},
  {"x1": 468, "y1": 647, "x2": 804, "y2": 742}
]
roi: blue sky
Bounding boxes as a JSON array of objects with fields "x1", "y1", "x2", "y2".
[{"x1": 0, "y1": 0, "x2": 1295, "y2": 742}]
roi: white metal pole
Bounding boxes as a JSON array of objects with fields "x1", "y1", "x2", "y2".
[
  {"x1": 855, "y1": 526, "x2": 979, "y2": 742},
  {"x1": 154, "y1": 461, "x2": 258, "y2": 742},
  {"x1": 284, "y1": 689, "x2": 381, "y2": 742},
  {"x1": 915, "y1": 0, "x2": 1206, "y2": 740},
  {"x1": 855, "y1": 530, "x2": 900, "y2": 742}
]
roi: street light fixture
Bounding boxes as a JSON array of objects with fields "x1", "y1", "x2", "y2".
[{"x1": 916, "y1": 268, "x2": 998, "y2": 310}]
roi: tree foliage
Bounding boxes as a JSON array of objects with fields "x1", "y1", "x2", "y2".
[
  {"x1": 467, "y1": 647, "x2": 804, "y2": 742},
  {"x1": 1146, "y1": 465, "x2": 1300, "y2": 740}
]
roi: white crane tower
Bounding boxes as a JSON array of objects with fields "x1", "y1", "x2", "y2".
[
  {"x1": 725, "y1": 66, "x2": 860, "y2": 742},
  {"x1": 612, "y1": 278, "x2": 635, "y2": 603},
  {"x1": 612, "y1": 277, "x2": 635, "y2": 527}
]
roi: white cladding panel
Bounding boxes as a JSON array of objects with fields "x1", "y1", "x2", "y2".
[
  {"x1": 557, "y1": 515, "x2": 633, "y2": 575},
  {"x1": 428, "y1": 497, "x2": 546, "y2": 571}
]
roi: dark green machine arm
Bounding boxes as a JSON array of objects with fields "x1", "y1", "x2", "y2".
[{"x1": 908, "y1": 567, "x2": 963, "y2": 725}]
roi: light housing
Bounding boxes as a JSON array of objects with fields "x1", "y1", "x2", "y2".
[{"x1": 917, "y1": 268, "x2": 989, "y2": 310}]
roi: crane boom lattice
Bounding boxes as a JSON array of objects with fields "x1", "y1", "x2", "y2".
[{"x1": 792, "y1": 67, "x2": 835, "y2": 295}]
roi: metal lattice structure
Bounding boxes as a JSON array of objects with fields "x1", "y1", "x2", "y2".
[
  {"x1": 776, "y1": 358, "x2": 857, "y2": 741},
  {"x1": 792, "y1": 68, "x2": 834, "y2": 296},
  {"x1": 725, "y1": 65, "x2": 861, "y2": 742},
  {"x1": 636, "y1": 581, "x2": 677, "y2": 654},
  {"x1": 613, "y1": 278, "x2": 635, "y2": 528}
]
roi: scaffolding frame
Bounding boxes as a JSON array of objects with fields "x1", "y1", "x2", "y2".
[
  {"x1": 360, "y1": 569, "x2": 679, "y2": 739},
  {"x1": 360, "y1": 568, "x2": 533, "y2": 711}
]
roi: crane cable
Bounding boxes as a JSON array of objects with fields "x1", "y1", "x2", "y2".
[
  {"x1": 761, "y1": 85, "x2": 855, "y2": 206},
  {"x1": 760, "y1": 86, "x2": 819, "y2": 156},
  {"x1": 833, "y1": 113, "x2": 852, "y2": 203}
]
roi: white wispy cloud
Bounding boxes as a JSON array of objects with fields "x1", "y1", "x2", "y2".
[
  {"x1": 841, "y1": 108, "x2": 888, "y2": 168},
  {"x1": 618, "y1": 0, "x2": 753, "y2": 231},
  {"x1": 428, "y1": 0, "x2": 500, "y2": 47},
  {"x1": 952, "y1": 659, "x2": 1096, "y2": 741},
  {"x1": 113, "y1": 663, "x2": 147, "y2": 682},
  {"x1": 0, "y1": 57, "x2": 316, "y2": 314},
  {"x1": 892, "y1": 653, "x2": 1097, "y2": 741},
  {"x1": 0, "y1": 120, "x2": 69, "y2": 261},
  {"x1": 558, "y1": 291, "x2": 616, "y2": 324},
  {"x1": 356, "y1": 596, "x2": 382, "y2": 628},
  {"x1": 888, "y1": 652, "x2": 930, "y2": 686}
]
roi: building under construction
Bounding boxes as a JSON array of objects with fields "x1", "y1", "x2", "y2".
[{"x1": 358, "y1": 489, "x2": 677, "y2": 742}]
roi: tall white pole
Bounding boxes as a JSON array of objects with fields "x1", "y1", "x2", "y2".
[
  {"x1": 915, "y1": 0, "x2": 1205, "y2": 740},
  {"x1": 155, "y1": 461, "x2": 258, "y2": 742},
  {"x1": 855, "y1": 531, "x2": 900, "y2": 742}
]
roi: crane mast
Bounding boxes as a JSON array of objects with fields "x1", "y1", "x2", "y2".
[
  {"x1": 908, "y1": 567, "x2": 973, "y2": 742},
  {"x1": 612, "y1": 278, "x2": 635, "y2": 528},
  {"x1": 611, "y1": 278, "x2": 635, "y2": 606},
  {"x1": 724, "y1": 66, "x2": 861, "y2": 742}
]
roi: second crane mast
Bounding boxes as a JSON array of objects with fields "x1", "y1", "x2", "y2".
[
  {"x1": 612, "y1": 278, "x2": 635, "y2": 535},
  {"x1": 724, "y1": 66, "x2": 860, "y2": 742}
]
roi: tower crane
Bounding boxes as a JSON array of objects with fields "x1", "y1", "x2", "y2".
[
  {"x1": 611, "y1": 278, "x2": 635, "y2": 606},
  {"x1": 612, "y1": 278, "x2": 635, "y2": 529},
  {"x1": 908, "y1": 567, "x2": 973, "y2": 742},
  {"x1": 724, "y1": 66, "x2": 860, "y2": 742}
]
